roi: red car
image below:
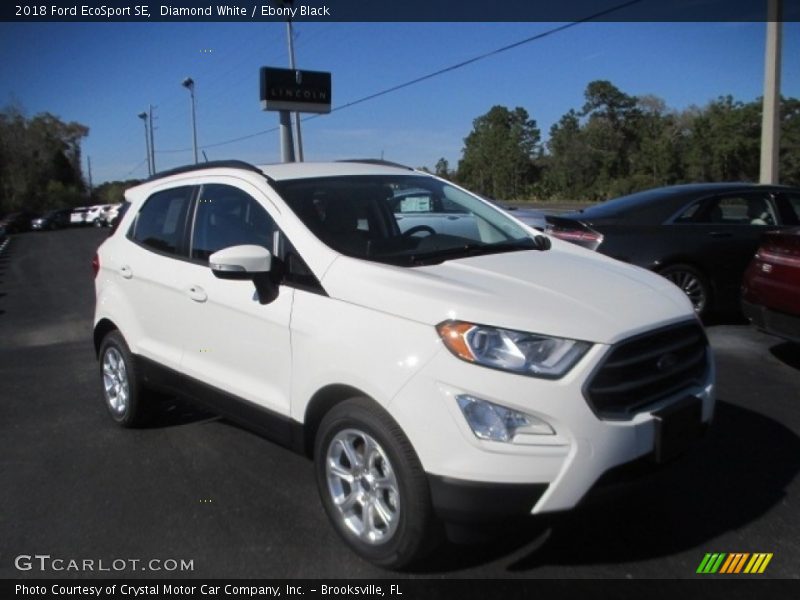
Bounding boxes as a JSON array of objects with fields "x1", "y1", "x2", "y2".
[{"x1": 742, "y1": 228, "x2": 800, "y2": 343}]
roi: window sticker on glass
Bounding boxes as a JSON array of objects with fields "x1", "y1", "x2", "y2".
[{"x1": 399, "y1": 196, "x2": 432, "y2": 213}]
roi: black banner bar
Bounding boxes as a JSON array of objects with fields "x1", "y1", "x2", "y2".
[
  {"x1": 3, "y1": 0, "x2": 800, "y2": 23},
  {"x1": 3, "y1": 579, "x2": 800, "y2": 600}
]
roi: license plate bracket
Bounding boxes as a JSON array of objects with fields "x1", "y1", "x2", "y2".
[{"x1": 653, "y1": 396, "x2": 703, "y2": 463}]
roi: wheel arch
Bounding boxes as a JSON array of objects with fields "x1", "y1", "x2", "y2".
[
  {"x1": 301, "y1": 384, "x2": 377, "y2": 458},
  {"x1": 93, "y1": 318, "x2": 120, "y2": 358}
]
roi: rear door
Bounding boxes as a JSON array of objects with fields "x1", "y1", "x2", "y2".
[
  {"x1": 688, "y1": 191, "x2": 782, "y2": 295},
  {"x1": 122, "y1": 185, "x2": 194, "y2": 370}
]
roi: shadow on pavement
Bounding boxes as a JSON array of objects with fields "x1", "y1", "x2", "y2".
[
  {"x1": 409, "y1": 400, "x2": 800, "y2": 574},
  {"x1": 147, "y1": 394, "x2": 219, "y2": 429},
  {"x1": 770, "y1": 342, "x2": 800, "y2": 371}
]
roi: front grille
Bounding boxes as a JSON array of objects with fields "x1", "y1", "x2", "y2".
[{"x1": 585, "y1": 321, "x2": 709, "y2": 420}]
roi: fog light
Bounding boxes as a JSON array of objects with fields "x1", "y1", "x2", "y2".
[{"x1": 456, "y1": 395, "x2": 554, "y2": 442}]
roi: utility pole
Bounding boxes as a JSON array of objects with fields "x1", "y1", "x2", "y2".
[
  {"x1": 287, "y1": 19, "x2": 304, "y2": 161},
  {"x1": 138, "y1": 111, "x2": 152, "y2": 176},
  {"x1": 182, "y1": 77, "x2": 199, "y2": 164},
  {"x1": 148, "y1": 104, "x2": 157, "y2": 174},
  {"x1": 760, "y1": 0, "x2": 782, "y2": 184},
  {"x1": 87, "y1": 156, "x2": 93, "y2": 196}
]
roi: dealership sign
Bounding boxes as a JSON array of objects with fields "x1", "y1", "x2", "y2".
[{"x1": 260, "y1": 67, "x2": 332, "y2": 114}]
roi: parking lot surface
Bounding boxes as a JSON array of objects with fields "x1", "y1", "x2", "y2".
[{"x1": 1, "y1": 228, "x2": 798, "y2": 578}]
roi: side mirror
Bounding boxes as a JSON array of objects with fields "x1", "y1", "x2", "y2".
[
  {"x1": 209, "y1": 245, "x2": 272, "y2": 280},
  {"x1": 208, "y1": 245, "x2": 278, "y2": 305}
]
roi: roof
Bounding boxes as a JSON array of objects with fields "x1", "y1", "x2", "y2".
[{"x1": 257, "y1": 160, "x2": 416, "y2": 181}]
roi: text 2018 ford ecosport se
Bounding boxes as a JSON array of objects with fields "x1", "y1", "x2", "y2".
[{"x1": 93, "y1": 160, "x2": 715, "y2": 568}]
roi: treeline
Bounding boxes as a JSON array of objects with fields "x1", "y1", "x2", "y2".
[
  {"x1": 438, "y1": 80, "x2": 800, "y2": 201},
  {"x1": 0, "y1": 105, "x2": 89, "y2": 214}
]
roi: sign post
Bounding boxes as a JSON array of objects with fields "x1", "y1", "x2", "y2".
[{"x1": 260, "y1": 67, "x2": 332, "y2": 163}]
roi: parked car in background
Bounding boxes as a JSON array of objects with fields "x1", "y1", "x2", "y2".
[
  {"x1": 742, "y1": 228, "x2": 800, "y2": 344},
  {"x1": 70, "y1": 207, "x2": 90, "y2": 226},
  {"x1": 545, "y1": 183, "x2": 800, "y2": 317},
  {"x1": 84, "y1": 204, "x2": 113, "y2": 227},
  {"x1": 0, "y1": 211, "x2": 36, "y2": 234},
  {"x1": 97, "y1": 203, "x2": 123, "y2": 227},
  {"x1": 31, "y1": 208, "x2": 71, "y2": 231}
]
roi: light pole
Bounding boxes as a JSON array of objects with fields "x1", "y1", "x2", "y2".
[
  {"x1": 182, "y1": 77, "x2": 199, "y2": 164},
  {"x1": 760, "y1": 0, "x2": 782, "y2": 184},
  {"x1": 138, "y1": 111, "x2": 152, "y2": 176}
]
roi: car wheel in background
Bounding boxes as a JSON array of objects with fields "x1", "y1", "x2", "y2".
[
  {"x1": 659, "y1": 263, "x2": 711, "y2": 317},
  {"x1": 314, "y1": 397, "x2": 440, "y2": 569},
  {"x1": 98, "y1": 331, "x2": 151, "y2": 427}
]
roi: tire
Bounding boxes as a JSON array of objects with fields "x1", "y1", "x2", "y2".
[
  {"x1": 98, "y1": 331, "x2": 151, "y2": 427},
  {"x1": 658, "y1": 263, "x2": 712, "y2": 317},
  {"x1": 314, "y1": 397, "x2": 441, "y2": 569}
]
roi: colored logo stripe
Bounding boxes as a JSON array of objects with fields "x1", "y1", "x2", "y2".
[
  {"x1": 697, "y1": 553, "x2": 773, "y2": 574},
  {"x1": 697, "y1": 553, "x2": 726, "y2": 573},
  {"x1": 744, "y1": 553, "x2": 773, "y2": 574}
]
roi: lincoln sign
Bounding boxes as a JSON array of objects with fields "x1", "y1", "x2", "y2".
[{"x1": 260, "y1": 67, "x2": 332, "y2": 114}]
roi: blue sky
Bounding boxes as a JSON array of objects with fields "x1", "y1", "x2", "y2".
[{"x1": 1, "y1": 20, "x2": 798, "y2": 184}]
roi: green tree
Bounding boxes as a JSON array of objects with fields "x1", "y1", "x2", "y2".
[
  {"x1": 457, "y1": 105, "x2": 540, "y2": 199},
  {"x1": 0, "y1": 104, "x2": 89, "y2": 214},
  {"x1": 434, "y1": 157, "x2": 450, "y2": 179}
]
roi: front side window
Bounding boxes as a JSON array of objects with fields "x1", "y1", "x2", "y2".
[
  {"x1": 191, "y1": 184, "x2": 275, "y2": 261},
  {"x1": 274, "y1": 175, "x2": 534, "y2": 266},
  {"x1": 130, "y1": 187, "x2": 193, "y2": 255}
]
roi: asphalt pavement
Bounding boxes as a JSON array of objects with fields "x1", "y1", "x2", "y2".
[{"x1": 1, "y1": 228, "x2": 798, "y2": 579}]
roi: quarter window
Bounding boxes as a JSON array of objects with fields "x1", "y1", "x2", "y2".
[{"x1": 130, "y1": 187, "x2": 193, "y2": 255}]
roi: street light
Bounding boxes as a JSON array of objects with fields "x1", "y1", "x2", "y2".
[
  {"x1": 137, "y1": 111, "x2": 152, "y2": 176},
  {"x1": 182, "y1": 77, "x2": 198, "y2": 164}
]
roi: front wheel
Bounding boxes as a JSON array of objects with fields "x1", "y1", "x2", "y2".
[
  {"x1": 314, "y1": 398, "x2": 440, "y2": 569},
  {"x1": 659, "y1": 263, "x2": 711, "y2": 317}
]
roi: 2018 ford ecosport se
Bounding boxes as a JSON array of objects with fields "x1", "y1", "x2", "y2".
[{"x1": 93, "y1": 160, "x2": 715, "y2": 568}]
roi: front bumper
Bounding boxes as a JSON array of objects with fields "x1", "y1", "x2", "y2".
[{"x1": 389, "y1": 321, "x2": 715, "y2": 519}]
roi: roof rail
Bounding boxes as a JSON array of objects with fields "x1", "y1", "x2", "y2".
[
  {"x1": 337, "y1": 158, "x2": 414, "y2": 171},
  {"x1": 146, "y1": 160, "x2": 263, "y2": 182}
]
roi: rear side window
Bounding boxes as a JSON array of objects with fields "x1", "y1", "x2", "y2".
[
  {"x1": 130, "y1": 187, "x2": 193, "y2": 255},
  {"x1": 694, "y1": 193, "x2": 778, "y2": 226},
  {"x1": 782, "y1": 193, "x2": 800, "y2": 223}
]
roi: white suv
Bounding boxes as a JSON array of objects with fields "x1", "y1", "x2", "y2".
[{"x1": 93, "y1": 160, "x2": 715, "y2": 568}]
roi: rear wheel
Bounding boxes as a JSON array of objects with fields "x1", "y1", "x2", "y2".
[
  {"x1": 314, "y1": 398, "x2": 440, "y2": 569},
  {"x1": 659, "y1": 263, "x2": 711, "y2": 317},
  {"x1": 99, "y1": 331, "x2": 151, "y2": 427}
]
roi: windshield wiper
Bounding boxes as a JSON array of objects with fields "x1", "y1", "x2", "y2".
[{"x1": 409, "y1": 236, "x2": 549, "y2": 266}]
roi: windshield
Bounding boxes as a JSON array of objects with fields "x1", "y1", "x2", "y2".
[{"x1": 274, "y1": 175, "x2": 535, "y2": 266}]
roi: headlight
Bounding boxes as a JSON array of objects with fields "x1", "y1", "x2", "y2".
[{"x1": 436, "y1": 320, "x2": 591, "y2": 378}]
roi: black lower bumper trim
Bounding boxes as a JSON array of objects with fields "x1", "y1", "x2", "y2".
[
  {"x1": 742, "y1": 300, "x2": 800, "y2": 344},
  {"x1": 427, "y1": 475, "x2": 548, "y2": 523}
]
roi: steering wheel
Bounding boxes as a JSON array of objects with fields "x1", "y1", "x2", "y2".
[{"x1": 402, "y1": 225, "x2": 436, "y2": 237}]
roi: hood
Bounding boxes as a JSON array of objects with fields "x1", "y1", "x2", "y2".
[{"x1": 321, "y1": 241, "x2": 695, "y2": 345}]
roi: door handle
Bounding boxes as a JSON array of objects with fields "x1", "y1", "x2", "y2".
[
  {"x1": 186, "y1": 285, "x2": 207, "y2": 303},
  {"x1": 708, "y1": 231, "x2": 732, "y2": 238},
  {"x1": 119, "y1": 265, "x2": 133, "y2": 279}
]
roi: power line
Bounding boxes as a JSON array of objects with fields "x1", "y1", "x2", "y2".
[
  {"x1": 152, "y1": 0, "x2": 642, "y2": 155},
  {"x1": 122, "y1": 157, "x2": 149, "y2": 179}
]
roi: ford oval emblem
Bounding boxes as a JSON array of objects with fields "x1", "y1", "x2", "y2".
[{"x1": 657, "y1": 353, "x2": 678, "y2": 372}]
